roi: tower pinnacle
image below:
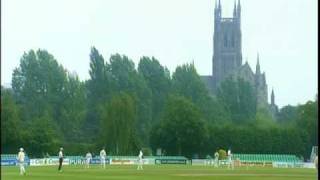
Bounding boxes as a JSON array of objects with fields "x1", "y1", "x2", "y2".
[
  {"x1": 237, "y1": 0, "x2": 241, "y2": 21},
  {"x1": 256, "y1": 53, "x2": 261, "y2": 74},
  {"x1": 215, "y1": 0, "x2": 221, "y2": 19},
  {"x1": 271, "y1": 88, "x2": 275, "y2": 105},
  {"x1": 233, "y1": 0, "x2": 237, "y2": 17}
]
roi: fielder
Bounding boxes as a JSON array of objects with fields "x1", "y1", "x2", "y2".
[
  {"x1": 227, "y1": 149, "x2": 234, "y2": 170},
  {"x1": 17, "y1": 148, "x2": 26, "y2": 175},
  {"x1": 58, "y1": 147, "x2": 64, "y2": 172},
  {"x1": 85, "y1": 151, "x2": 92, "y2": 168},
  {"x1": 214, "y1": 151, "x2": 219, "y2": 167},
  {"x1": 137, "y1": 150, "x2": 143, "y2": 170},
  {"x1": 100, "y1": 148, "x2": 107, "y2": 169}
]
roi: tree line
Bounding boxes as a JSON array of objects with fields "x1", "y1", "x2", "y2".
[{"x1": 1, "y1": 48, "x2": 318, "y2": 159}]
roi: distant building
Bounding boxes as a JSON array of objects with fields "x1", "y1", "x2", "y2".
[{"x1": 201, "y1": 0, "x2": 278, "y2": 117}]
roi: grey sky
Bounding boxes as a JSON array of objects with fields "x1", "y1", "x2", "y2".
[{"x1": 1, "y1": 0, "x2": 318, "y2": 108}]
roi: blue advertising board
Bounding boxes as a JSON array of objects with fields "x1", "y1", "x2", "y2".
[
  {"x1": 90, "y1": 158, "x2": 110, "y2": 164},
  {"x1": 1, "y1": 159, "x2": 17, "y2": 166},
  {"x1": 1, "y1": 159, "x2": 30, "y2": 166}
]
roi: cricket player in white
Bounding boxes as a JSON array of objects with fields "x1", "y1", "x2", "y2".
[
  {"x1": 17, "y1": 148, "x2": 26, "y2": 175},
  {"x1": 137, "y1": 150, "x2": 143, "y2": 170},
  {"x1": 227, "y1": 149, "x2": 234, "y2": 170},
  {"x1": 100, "y1": 148, "x2": 106, "y2": 169},
  {"x1": 214, "y1": 151, "x2": 219, "y2": 167},
  {"x1": 85, "y1": 152, "x2": 92, "y2": 168},
  {"x1": 58, "y1": 147, "x2": 64, "y2": 172}
]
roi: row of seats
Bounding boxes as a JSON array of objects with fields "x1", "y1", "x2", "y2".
[{"x1": 233, "y1": 154, "x2": 302, "y2": 163}]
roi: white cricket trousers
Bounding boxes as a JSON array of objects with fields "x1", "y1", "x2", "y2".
[
  {"x1": 19, "y1": 162, "x2": 25, "y2": 175},
  {"x1": 86, "y1": 159, "x2": 90, "y2": 168},
  {"x1": 137, "y1": 159, "x2": 143, "y2": 170},
  {"x1": 101, "y1": 158, "x2": 106, "y2": 168}
]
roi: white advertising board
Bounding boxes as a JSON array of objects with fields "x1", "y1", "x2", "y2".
[{"x1": 30, "y1": 158, "x2": 70, "y2": 166}]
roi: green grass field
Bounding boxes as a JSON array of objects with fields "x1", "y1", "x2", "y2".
[{"x1": 1, "y1": 165, "x2": 318, "y2": 180}]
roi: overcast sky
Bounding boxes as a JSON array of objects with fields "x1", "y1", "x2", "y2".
[{"x1": 1, "y1": 0, "x2": 318, "y2": 108}]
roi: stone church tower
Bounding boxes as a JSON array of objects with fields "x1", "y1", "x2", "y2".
[
  {"x1": 212, "y1": 0, "x2": 242, "y2": 91},
  {"x1": 201, "y1": 0, "x2": 278, "y2": 116}
]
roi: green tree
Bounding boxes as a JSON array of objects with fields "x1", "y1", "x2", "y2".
[
  {"x1": 1, "y1": 87, "x2": 22, "y2": 153},
  {"x1": 85, "y1": 47, "x2": 115, "y2": 141},
  {"x1": 12, "y1": 49, "x2": 67, "y2": 122},
  {"x1": 172, "y1": 63, "x2": 208, "y2": 103},
  {"x1": 217, "y1": 77, "x2": 257, "y2": 123},
  {"x1": 99, "y1": 92, "x2": 138, "y2": 155},
  {"x1": 138, "y1": 56, "x2": 171, "y2": 124},
  {"x1": 60, "y1": 73, "x2": 86, "y2": 142},
  {"x1": 253, "y1": 107, "x2": 277, "y2": 129},
  {"x1": 10, "y1": 49, "x2": 88, "y2": 154},
  {"x1": 109, "y1": 54, "x2": 152, "y2": 146},
  {"x1": 172, "y1": 63, "x2": 225, "y2": 123},
  {"x1": 295, "y1": 101, "x2": 318, "y2": 156},
  {"x1": 25, "y1": 111, "x2": 61, "y2": 157},
  {"x1": 278, "y1": 105, "x2": 298, "y2": 125},
  {"x1": 150, "y1": 95, "x2": 207, "y2": 158}
]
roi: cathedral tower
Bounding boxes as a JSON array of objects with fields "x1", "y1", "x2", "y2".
[
  {"x1": 212, "y1": 0, "x2": 242, "y2": 90},
  {"x1": 200, "y1": 0, "x2": 278, "y2": 120}
]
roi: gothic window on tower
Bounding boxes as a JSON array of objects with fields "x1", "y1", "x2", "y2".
[
  {"x1": 224, "y1": 34, "x2": 228, "y2": 47},
  {"x1": 231, "y1": 34, "x2": 235, "y2": 48}
]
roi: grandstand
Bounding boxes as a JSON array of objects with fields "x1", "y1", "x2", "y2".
[{"x1": 233, "y1": 154, "x2": 302, "y2": 163}]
